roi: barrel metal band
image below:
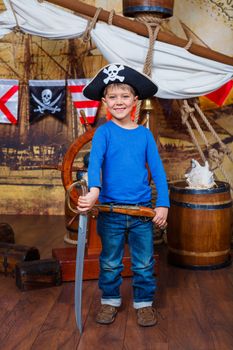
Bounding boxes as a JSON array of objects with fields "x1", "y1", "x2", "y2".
[
  {"x1": 170, "y1": 181, "x2": 230, "y2": 194},
  {"x1": 124, "y1": 5, "x2": 173, "y2": 16},
  {"x1": 170, "y1": 199, "x2": 232, "y2": 210},
  {"x1": 168, "y1": 247, "x2": 230, "y2": 257}
]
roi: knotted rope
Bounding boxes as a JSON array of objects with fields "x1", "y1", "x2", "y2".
[
  {"x1": 82, "y1": 7, "x2": 102, "y2": 42},
  {"x1": 180, "y1": 99, "x2": 233, "y2": 190},
  {"x1": 108, "y1": 9, "x2": 115, "y2": 25},
  {"x1": 82, "y1": 7, "x2": 117, "y2": 43}
]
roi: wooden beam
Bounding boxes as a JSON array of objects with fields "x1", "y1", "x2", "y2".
[{"x1": 46, "y1": 0, "x2": 233, "y2": 66}]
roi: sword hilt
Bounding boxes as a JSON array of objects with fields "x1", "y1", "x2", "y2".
[
  {"x1": 80, "y1": 179, "x2": 88, "y2": 197},
  {"x1": 65, "y1": 180, "x2": 88, "y2": 215}
]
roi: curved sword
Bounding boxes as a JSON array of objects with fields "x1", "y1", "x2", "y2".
[
  {"x1": 74, "y1": 180, "x2": 88, "y2": 334},
  {"x1": 31, "y1": 92, "x2": 62, "y2": 111},
  {"x1": 49, "y1": 92, "x2": 62, "y2": 107}
]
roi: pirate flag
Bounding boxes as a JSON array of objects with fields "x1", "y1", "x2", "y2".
[{"x1": 29, "y1": 80, "x2": 66, "y2": 123}]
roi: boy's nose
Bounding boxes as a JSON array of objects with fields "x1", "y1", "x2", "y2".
[{"x1": 115, "y1": 98, "x2": 123, "y2": 105}]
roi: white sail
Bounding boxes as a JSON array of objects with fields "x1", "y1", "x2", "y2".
[{"x1": 1, "y1": 0, "x2": 232, "y2": 99}]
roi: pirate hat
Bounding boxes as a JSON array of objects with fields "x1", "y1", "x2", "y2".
[{"x1": 83, "y1": 63, "x2": 158, "y2": 101}]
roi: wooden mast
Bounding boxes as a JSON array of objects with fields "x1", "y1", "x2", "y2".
[{"x1": 46, "y1": 0, "x2": 233, "y2": 66}]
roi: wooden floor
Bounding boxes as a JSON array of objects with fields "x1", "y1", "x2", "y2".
[{"x1": 0, "y1": 215, "x2": 233, "y2": 350}]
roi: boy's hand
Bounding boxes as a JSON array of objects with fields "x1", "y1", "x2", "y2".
[
  {"x1": 152, "y1": 207, "x2": 168, "y2": 228},
  {"x1": 77, "y1": 187, "x2": 100, "y2": 212}
]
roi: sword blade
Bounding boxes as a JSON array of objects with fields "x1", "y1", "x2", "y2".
[{"x1": 75, "y1": 213, "x2": 88, "y2": 334}]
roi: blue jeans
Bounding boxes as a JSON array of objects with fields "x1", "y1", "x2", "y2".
[{"x1": 97, "y1": 204, "x2": 156, "y2": 308}]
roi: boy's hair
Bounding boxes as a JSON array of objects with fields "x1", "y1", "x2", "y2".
[{"x1": 103, "y1": 83, "x2": 137, "y2": 97}]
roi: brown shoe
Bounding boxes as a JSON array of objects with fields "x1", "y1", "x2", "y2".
[
  {"x1": 96, "y1": 305, "x2": 118, "y2": 324},
  {"x1": 137, "y1": 306, "x2": 157, "y2": 327}
]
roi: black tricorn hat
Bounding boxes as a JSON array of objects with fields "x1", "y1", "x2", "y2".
[{"x1": 83, "y1": 63, "x2": 158, "y2": 101}]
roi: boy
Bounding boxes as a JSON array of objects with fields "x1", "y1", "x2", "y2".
[{"x1": 78, "y1": 63, "x2": 169, "y2": 327}]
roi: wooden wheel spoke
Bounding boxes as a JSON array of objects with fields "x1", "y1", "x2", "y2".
[{"x1": 61, "y1": 128, "x2": 96, "y2": 205}]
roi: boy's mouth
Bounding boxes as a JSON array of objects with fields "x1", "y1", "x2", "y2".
[{"x1": 114, "y1": 108, "x2": 125, "y2": 112}]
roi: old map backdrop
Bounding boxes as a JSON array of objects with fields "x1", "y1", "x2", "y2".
[{"x1": 0, "y1": 0, "x2": 232, "y2": 215}]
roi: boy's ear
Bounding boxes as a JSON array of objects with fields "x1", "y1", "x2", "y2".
[{"x1": 102, "y1": 97, "x2": 106, "y2": 104}]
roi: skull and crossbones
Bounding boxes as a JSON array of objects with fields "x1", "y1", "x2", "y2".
[
  {"x1": 42, "y1": 89, "x2": 52, "y2": 105},
  {"x1": 103, "y1": 64, "x2": 125, "y2": 84},
  {"x1": 32, "y1": 89, "x2": 62, "y2": 114}
]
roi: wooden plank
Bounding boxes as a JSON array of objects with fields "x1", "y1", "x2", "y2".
[
  {"x1": 123, "y1": 256, "x2": 168, "y2": 350},
  {"x1": 0, "y1": 286, "x2": 62, "y2": 349},
  {"x1": 77, "y1": 278, "x2": 131, "y2": 350},
  {"x1": 196, "y1": 268, "x2": 233, "y2": 302},
  {"x1": 161, "y1": 248, "x2": 216, "y2": 350},
  {"x1": 124, "y1": 304, "x2": 168, "y2": 350},
  {"x1": 0, "y1": 275, "x2": 22, "y2": 326},
  {"x1": 208, "y1": 300, "x2": 233, "y2": 350},
  {"x1": 31, "y1": 281, "x2": 97, "y2": 349},
  {"x1": 197, "y1": 269, "x2": 233, "y2": 350},
  {"x1": 167, "y1": 286, "x2": 215, "y2": 350},
  {"x1": 0, "y1": 215, "x2": 232, "y2": 350}
]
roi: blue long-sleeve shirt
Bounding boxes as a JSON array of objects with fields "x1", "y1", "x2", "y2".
[{"x1": 88, "y1": 121, "x2": 169, "y2": 207}]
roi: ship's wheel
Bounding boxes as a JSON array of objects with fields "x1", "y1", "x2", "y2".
[{"x1": 61, "y1": 127, "x2": 96, "y2": 206}]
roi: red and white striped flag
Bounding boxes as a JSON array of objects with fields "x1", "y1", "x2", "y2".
[
  {"x1": 0, "y1": 79, "x2": 19, "y2": 124},
  {"x1": 68, "y1": 79, "x2": 100, "y2": 125}
]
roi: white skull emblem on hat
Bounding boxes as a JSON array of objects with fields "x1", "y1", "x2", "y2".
[{"x1": 103, "y1": 64, "x2": 125, "y2": 84}]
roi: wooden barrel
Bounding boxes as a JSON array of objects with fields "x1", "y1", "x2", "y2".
[
  {"x1": 123, "y1": 0, "x2": 174, "y2": 18},
  {"x1": 167, "y1": 181, "x2": 232, "y2": 269}
]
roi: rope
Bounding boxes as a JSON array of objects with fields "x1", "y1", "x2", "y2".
[
  {"x1": 134, "y1": 15, "x2": 165, "y2": 123},
  {"x1": 194, "y1": 102, "x2": 233, "y2": 163},
  {"x1": 135, "y1": 15, "x2": 163, "y2": 78},
  {"x1": 8, "y1": 0, "x2": 22, "y2": 33},
  {"x1": 208, "y1": 148, "x2": 224, "y2": 166},
  {"x1": 184, "y1": 38, "x2": 193, "y2": 50},
  {"x1": 82, "y1": 7, "x2": 115, "y2": 42},
  {"x1": 183, "y1": 100, "x2": 210, "y2": 148},
  {"x1": 108, "y1": 9, "x2": 115, "y2": 25},
  {"x1": 180, "y1": 101, "x2": 206, "y2": 162},
  {"x1": 82, "y1": 7, "x2": 102, "y2": 42},
  {"x1": 179, "y1": 99, "x2": 233, "y2": 190},
  {"x1": 191, "y1": 115, "x2": 209, "y2": 147},
  {"x1": 218, "y1": 164, "x2": 233, "y2": 189},
  {"x1": 208, "y1": 148, "x2": 233, "y2": 188}
]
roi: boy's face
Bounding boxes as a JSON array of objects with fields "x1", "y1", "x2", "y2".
[{"x1": 102, "y1": 85, "x2": 138, "y2": 123}]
